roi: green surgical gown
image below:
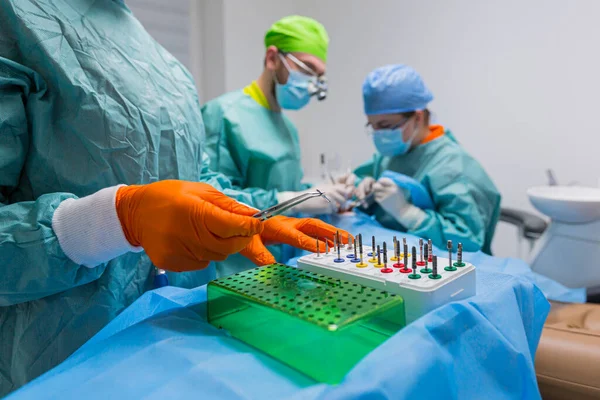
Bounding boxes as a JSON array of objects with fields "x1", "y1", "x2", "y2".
[
  {"x1": 202, "y1": 89, "x2": 309, "y2": 276},
  {"x1": 0, "y1": 0, "x2": 251, "y2": 394},
  {"x1": 355, "y1": 132, "x2": 501, "y2": 254},
  {"x1": 201, "y1": 89, "x2": 306, "y2": 201}
]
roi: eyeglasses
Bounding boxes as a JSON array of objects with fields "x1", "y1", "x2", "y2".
[
  {"x1": 365, "y1": 117, "x2": 411, "y2": 136},
  {"x1": 280, "y1": 52, "x2": 328, "y2": 101}
]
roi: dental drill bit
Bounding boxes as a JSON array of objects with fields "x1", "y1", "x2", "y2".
[
  {"x1": 421, "y1": 243, "x2": 432, "y2": 273},
  {"x1": 445, "y1": 240, "x2": 457, "y2": 271},
  {"x1": 316, "y1": 237, "x2": 321, "y2": 258},
  {"x1": 370, "y1": 235, "x2": 376, "y2": 256},
  {"x1": 347, "y1": 236, "x2": 356, "y2": 258},
  {"x1": 408, "y1": 246, "x2": 421, "y2": 279},
  {"x1": 429, "y1": 255, "x2": 441, "y2": 279},
  {"x1": 455, "y1": 243, "x2": 465, "y2": 267},
  {"x1": 369, "y1": 235, "x2": 378, "y2": 263},
  {"x1": 374, "y1": 245, "x2": 383, "y2": 268},
  {"x1": 394, "y1": 237, "x2": 402, "y2": 267},
  {"x1": 400, "y1": 242, "x2": 410, "y2": 273},
  {"x1": 333, "y1": 234, "x2": 337, "y2": 254},
  {"x1": 382, "y1": 241, "x2": 393, "y2": 273},
  {"x1": 357, "y1": 234, "x2": 368, "y2": 267},
  {"x1": 334, "y1": 231, "x2": 344, "y2": 262},
  {"x1": 391, "y1": 236, "x2": 398, "y2": 261},
  {"x1": 417, "y1": 238, "x2": 425, "y2": 266},
  {"x1": 428, "y1": 239, "x2": 433, "y2": 262}
]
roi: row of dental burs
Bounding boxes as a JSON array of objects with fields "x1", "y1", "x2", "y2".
[{"x1": 314, "y1": 233, "x2": 466, "y2": 280}]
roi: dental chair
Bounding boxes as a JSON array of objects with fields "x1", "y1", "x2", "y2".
[
  {"x1": 536, "y1": 301, "x2": 600, "y2": 399},
  {"x1": 499, "y1": 208, "x2": 600, "y2": 399},
  {"x1": 499, "y1": 207, "x2": 547, "y2": 259}
]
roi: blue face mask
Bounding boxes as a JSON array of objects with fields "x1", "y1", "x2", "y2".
[
  {"x1": 372, "y1": 123, "x2": 417, "y2": 157},
  {"x1": 275, "y1": 57, "x2": 313, "y2": 110}
]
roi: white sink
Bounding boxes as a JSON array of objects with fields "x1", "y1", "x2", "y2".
[{"x1": 528, "y1": 186, "x2": 600, "y2": 223}]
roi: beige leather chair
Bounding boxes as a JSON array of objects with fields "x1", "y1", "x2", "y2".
[{"x1": 536, "y1": 301, "x2": 600, "y2": 399}]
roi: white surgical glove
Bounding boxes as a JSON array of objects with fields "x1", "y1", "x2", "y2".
[
  {"x1": 335, "y1": 172, "x2": 358, "y2": 187},
  {"x1": 356, "y1": 176, "x2": 376, "y2": 200},
  {"x1": 372, "y1": 177, "x2": 426, "y2": 229},
  {"x1": 277, "y1": 184, "x2": 354, "y2": 215}
]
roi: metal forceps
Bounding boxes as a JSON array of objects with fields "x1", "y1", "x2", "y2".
[{"x1": 252, "y1": 190, "x2": 331, "y2": 221}]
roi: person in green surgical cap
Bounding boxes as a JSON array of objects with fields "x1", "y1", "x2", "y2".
[
  {"x1": 202, "y1": 15, "x2": 351, "y2": 218},
  {"x1": 202, "y1": 15, "x2": 353, "y2": 276},
  {"x1": 0, "y1": 2, "x2": 350, "y2": 395}
]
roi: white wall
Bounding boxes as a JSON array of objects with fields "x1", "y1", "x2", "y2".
[
  {"x1": 295, "y1": 0, "x2": 600, "y2": 190},
  {"x1": 291, "y1": 0, "x2": 600, "y2": 257},
  {"x1": 135, "y1": 0, "x2": 298, "y2": 101},
  {"x1": 130, "y1": 0, "x2": 600, "y2": 258},
  {"x1": 127, "y1": 0, "x2": 191, "y2": 67},
  {"x1": 221, "y1": 0, "x2": 299, "y2": 92}
]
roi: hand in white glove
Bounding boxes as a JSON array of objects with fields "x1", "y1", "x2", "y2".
[
  {"x1": 277, "y1": 184, "x2": 354, "y2": 215},
  {"x1": 335, "y1": 172, "x2": 358, "y2": 187},
  {"x1": 356, "y1": 177, "x2": 376, "y2": 200},
  {"x1": 372, "y1": 177, "x2": 426, "y2": 229},
  {"x1": 333, "y1": 172, "x2": 358, "y2": 211}
]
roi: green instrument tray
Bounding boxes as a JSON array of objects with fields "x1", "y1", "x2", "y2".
[{"x1": 207, "y1": 264, "x2": 405, "y2": 383}]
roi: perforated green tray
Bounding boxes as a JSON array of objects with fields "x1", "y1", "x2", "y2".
[{"x1": 207, "y1": 264, "x2": 405, "y2": 383}]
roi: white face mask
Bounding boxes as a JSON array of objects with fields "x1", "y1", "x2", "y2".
[
  {"x1": 274, "y1": 55, "x2": 313, "y2": 110},
  {"x1": 371, "y1": 117, "x2": 419, "y2": 156}
]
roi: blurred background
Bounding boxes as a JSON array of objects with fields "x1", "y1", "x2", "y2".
[{"x1": 127, "y1": 0, "x2": 600, "y2": 258}]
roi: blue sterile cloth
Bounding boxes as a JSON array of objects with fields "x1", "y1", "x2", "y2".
[{"x1": 8, "y1": 213, "x2": 568, "y2": 400}]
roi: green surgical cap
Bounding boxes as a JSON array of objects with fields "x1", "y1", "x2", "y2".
[{"x1": 264, "y1": 15, "x2": 329, "y2": 62}]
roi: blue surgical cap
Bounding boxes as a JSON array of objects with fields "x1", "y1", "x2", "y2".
[{"x1": 362, "y1": 64, "x2": 434, "y2": 115}]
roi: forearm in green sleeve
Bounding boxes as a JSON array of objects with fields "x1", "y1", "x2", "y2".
[{"x1": 0, "y1": 193, "x2": 106, "y2": 306}]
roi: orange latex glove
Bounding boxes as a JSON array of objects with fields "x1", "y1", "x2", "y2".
[
  {"x1": 116, "y1": 180, "x2": 263, "y2": 272},
  {"x1": 241, "y1": 216, "x2": 352, "y2": 266}
]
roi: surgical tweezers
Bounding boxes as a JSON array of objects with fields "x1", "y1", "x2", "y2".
[{"x1": 253, "y1": 190, "x2": 331, "y2": 221}]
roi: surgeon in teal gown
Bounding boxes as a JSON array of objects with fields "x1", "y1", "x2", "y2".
[
  {"x1": 202, "y1": 16, "x2": 353, "y2": 275},
  {"x1": 350, "y1": 65, "x2": 501, "y2": 253},
  {"x1": 0, "y1": 1, "x2": 349, "y2": 395}
]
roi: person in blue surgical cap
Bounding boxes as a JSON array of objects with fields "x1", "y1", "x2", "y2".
[
  {"x1": 345, "y1": 64, "x2": 501, "y2": 253},
  {"x1": 0, "y1": 1, "x2": 349, "y2": 395}
]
